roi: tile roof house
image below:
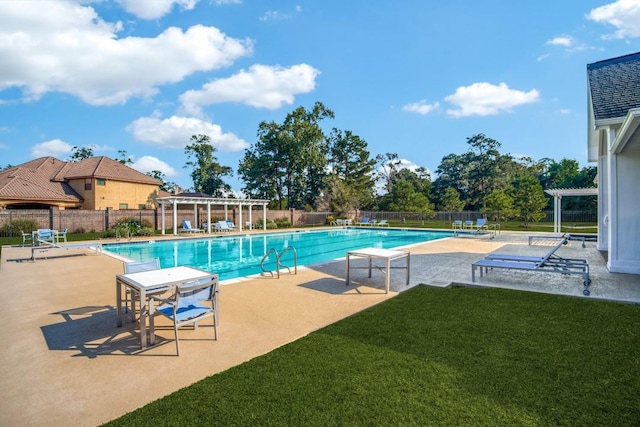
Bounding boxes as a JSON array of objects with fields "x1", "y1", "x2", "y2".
[
  {"x1": 587, "y1": 51, "x2": 640, "y2": 274},
  {"x1": 0, "y1": 156, "x2": 162, "y2": 210}
]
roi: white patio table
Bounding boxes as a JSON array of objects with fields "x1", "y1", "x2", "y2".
[
  {"x1": 116, "y1": 266, "x2": 217, "y2": 349},
  {"x1": 345, "y1": 247, "x2": 410, "y2": 293}
]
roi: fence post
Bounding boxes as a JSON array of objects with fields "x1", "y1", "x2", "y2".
[{"x1": 105, "y1": 208, "x2": 111, "y2": 231}]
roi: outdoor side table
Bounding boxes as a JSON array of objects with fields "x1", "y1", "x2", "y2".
[{"x1": 345, "y1": 247, "x2": 410, "y2": 293}]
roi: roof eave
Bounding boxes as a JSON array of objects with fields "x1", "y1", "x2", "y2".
[{"x1": 611, "y1": 108, "x2": 640, "y2": 154}]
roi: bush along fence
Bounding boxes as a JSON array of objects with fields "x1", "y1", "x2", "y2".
[{"x1": 0, "y1": 207, "x2": 597, "y2": 238}]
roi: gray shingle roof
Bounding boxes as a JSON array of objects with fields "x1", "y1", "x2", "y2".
[{"x1": 588, "y1": 51, "x2": 640, "y2": 121}]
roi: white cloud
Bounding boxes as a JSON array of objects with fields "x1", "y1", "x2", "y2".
[
  {"x1": 117, "y1": 0, "x2": 198, "y2": 20},
  {"x1": 587, "y1": 0, "x2": 640, "y2": 39},
  {"x1": 0, "y1": 1, "x2": 252, "y2": 105},
  {"x1": 537, "y1": 53, "x2": 551, "y2": 62},
  {"x1": 31, "y1": 139, "x2": 74, "y2": 158},
  {"x1": 559, "y1": 109, "x2": 571, "y2": 114},
  {"x1": 132, "y1": 156, "x2": 178, "y2": 177},
  {"x1": 215, "y1": 0, "x2": 242, "y2": 4},
  {"x1": 127, "y1": 113, "x2": 250, "y2": 152},
  {"x1": 402, "y1": 100, "x2": 440, "y2": 115},
  {"x1": 180, "y1": 64, "x2": 319, "y2": 113},
  {"x1": 444, "y1": 82, "x2": 540, "y2": 118},
  {"x1": 546, "y1": 36, "x2": 574, "y2": 47}
]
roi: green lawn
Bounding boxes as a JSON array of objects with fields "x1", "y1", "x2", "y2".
[{"x1": 105, "y1": 286, "x2": 639, "y2": 426}]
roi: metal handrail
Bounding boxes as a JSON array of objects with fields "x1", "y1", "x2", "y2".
[
  {"x1": 260, "y1": 248, "x2": 279, "y2": 277},
  {"x1": 260, "y1": 246, "x2": 297, "y2": 278},
  {"x1": 276, "y1": 246, "x2": 297, "y2": 278}
]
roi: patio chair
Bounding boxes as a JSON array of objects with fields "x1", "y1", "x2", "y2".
[
  {"x1": 180, "y1": 220, "x2": 203, "y2": 233},
  {"x1": 151, "y1": 276, "x2": 219, "y2": 355},
  {"x1": 54, "y1": 228, "x2": 68, "y2": 243},
  {"x1": 36, "y1": 229, "x2": 55, "y2": 245},
  {"x1": 21, "y1": 231, "x2": 33, "y2": 246},
  {"x1": 463, "y1": 220, "x2": 473, "y2": 229},
  {"x1": 123, "y1": 258, "x2": 162, "y2": 317},
  {"x1": 226, "y1": 220, "x2": 238, "y2": 231},
  {"x1": 376, "y1": 219, "x2": 389, "y2": 227},
  {"x1": 452, "y1": 220, "x2": 463, "y2": 229},
  {"x1": 471, "y1": 235, "x2": 592, "y2": 296}
]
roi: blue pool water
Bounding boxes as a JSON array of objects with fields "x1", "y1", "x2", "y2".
[{"x1": 103, "y1": 228, "x2": 453, "y2": 281}]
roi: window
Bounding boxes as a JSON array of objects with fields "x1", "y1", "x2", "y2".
[
  {"x1": 97, "y1": 178, "x2": 106, "y2": 186},
  {"x1": 138, "y1": 204, "x2": 146, "y2": 210},
  {"x1": 119, "y1": 203, "x2": 128, "y2": 209},
  {"x1": 84, "y1": 179, "x2": 92, "y2": 190}
]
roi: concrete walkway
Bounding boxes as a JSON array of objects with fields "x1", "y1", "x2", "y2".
[{"x1": 1, "y1": 230, "x2": 638, "y2": 426}]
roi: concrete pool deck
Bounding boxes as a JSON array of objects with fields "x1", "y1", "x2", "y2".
[{"x1": 1, "y1": 229, "x2": 639, "y2": 426}]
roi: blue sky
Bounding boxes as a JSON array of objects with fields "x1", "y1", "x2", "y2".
[{"x1": 1, "y1": 0, "x2": 639, "y2": 193}]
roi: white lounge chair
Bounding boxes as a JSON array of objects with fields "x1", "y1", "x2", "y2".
[
  {"x1": 358, "y1": 217, "x2": 370, "y2": 226},
  {"x1": 376, "y1": 219, "x2": 389, "y2": 227},
  {"x1": 215, "y1": 221, "x2": 231, "y2": 232},
  {"x1": 180, "y1": 220, "x2": 203, "y2": 233}
]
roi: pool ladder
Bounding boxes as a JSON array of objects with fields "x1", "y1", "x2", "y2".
[{"x1": 260, "y1": 246, "x2": 298, "y2": 278}]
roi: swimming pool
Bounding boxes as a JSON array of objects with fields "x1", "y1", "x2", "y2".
[{"x1": 103, "y1": 228, "x2": 453, "y2": 281}]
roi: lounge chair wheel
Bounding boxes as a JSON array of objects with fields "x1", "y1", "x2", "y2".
[{"x1": 583, "y1": 289, "x2": 590, "y2": 296}]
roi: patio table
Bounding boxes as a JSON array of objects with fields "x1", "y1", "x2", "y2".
[
  {"x1": 345, "y1": 247, "x2": 410, "y2": 293},
  {"x1": 116, "y1": 266, "x2": 217, "y2": 349}
]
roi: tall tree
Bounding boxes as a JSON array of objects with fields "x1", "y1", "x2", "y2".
[
  {"x1": 375, "y1": 152, "x2": 402, "y2": 193},
  {"x1": 512, "y1": 174, "x2": 547, "y2": 227},
  {"x1": 116, "y1": 150, "x2": 133, "y2": 165},
  {"x1": 465, "y1": 133, "x2": 501, "y2": 209},
  {"x1": 69, "y1": 145, "x2": 95, "y2": 162},
  {"x1": 184, "y1": 134, "x2": 233, "y2": 196},
  {"x1": 147, "y1": 170, "x2": 178, "y2": 193},
  {"x1": 239, "y1": 101, "x2": 335, "y2": 209},
  {"x1": 440, "y1": 187, "x2": 465, "y2": 222},
  {"x1": 326, "y1": 128, "x2": 377, "y2": 209}
]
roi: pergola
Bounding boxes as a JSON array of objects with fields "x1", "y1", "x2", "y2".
[
  {"x1": 544, "y1": 188, "x2": 598, "y2": 234},
  {"x1": 156, "y1": 195, "x2": 271, "y2": 235}
]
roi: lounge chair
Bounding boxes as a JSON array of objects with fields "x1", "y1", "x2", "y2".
[
  {"x1": 368, "y1": 219, "x2": 378, "y2": 226},
  {"x1": 150, "y1": 276, "x2": 219, "y2": 355},
  {"x1": 471, "y1": 218, "x2": 488, "y2": 231},
  {"x1": 180, "y1": 220, "x2": 203, "y2": 234},
  {"x1": 376, "y1": 219, "x2": 389, "y2": 227},
  {"x1": 226, "y1": 220, "x2": 238, "y2": 231},
  {"x1": 471, "y1": 235, "x2": 591, "y2": 295},
  {"x1": 358, "y1": 217, "x2": 370, "y2": 226},
  {"x1": 215, "y1": 220, "x2": 231, "y2": 232}
]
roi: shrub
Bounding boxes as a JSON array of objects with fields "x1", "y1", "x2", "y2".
[
  {"x1": 103, "y1": 217, "x2": 155, "y2": 238},
  {"x1": 0, "y1": 218, "x2": 40, "y2": 236},
  {"x1": 273, "y1": 217, "x2": 291, "y2": 228},
  {"x1": 326, "y1": 215, "x2": 336, "y2": 225}
]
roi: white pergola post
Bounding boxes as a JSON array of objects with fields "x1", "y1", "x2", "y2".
[
  {"x1": 206, "y1": 202, "x2": 212, "y2": 233},
  {"x1": 238, "y1": 204, "x2": 243, "y2": 231},
  {"x1": 172, "y1": 199, "x2": 178, "y2": 235},
  {"x1": 263, "y1": 204, "x2": 267, "y2": 230},
  {"x1": 161, "y1": 201, "x2": 166, "y2": 235}
]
